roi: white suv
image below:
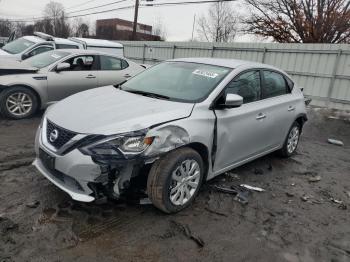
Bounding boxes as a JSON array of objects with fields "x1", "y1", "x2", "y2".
[{"x1": 0, "y1": 32, "x2": 83, "y2": 61}]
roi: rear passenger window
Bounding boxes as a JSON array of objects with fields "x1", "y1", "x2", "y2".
[
  {"x1": 100, "y1": 56, "x2": 129, "y2": 70},
  {"x1": 262, "y1": 71, "x2": 290, "y2": 98},
  {"x1": 226, "y1": 70, "x2": 261, "y2": 103}
]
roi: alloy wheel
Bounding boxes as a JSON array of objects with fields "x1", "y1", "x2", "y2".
[
  {"x1": 287, "y1": 126, "x2": 299, "y2": 154},
  {"x1": 6, "y1": 92, "x2": 33, "y2": 117},
  {"x1": 169, "y1": 159, "x2": 201, "y2": 206}
]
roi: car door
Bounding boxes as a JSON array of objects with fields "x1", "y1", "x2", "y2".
[
  {"x1": 260, "y1": 70, "x2": 298, "y2": 147},
  {"x1": 97, "y1": 55, "x2": 132, "y2": 87},
  {"x1": 213, "y1": 70, "x2": 275, "y2": 172},
  {"x1": 46, "y1": 55, "x2": 98, "y2": 102}
]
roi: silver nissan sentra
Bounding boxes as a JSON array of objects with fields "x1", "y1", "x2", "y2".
[{"x1": 33, "y1": 58, "x2": 307, "y2": 213}]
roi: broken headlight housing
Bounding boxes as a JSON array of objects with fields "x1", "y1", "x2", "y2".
[{"x1": 79, "y1": 131, "x2": 154, "y2": 158}]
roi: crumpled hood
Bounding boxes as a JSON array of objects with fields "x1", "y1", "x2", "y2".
[
  {"x1": 0, "y1": 57, "x2": 38, "y2": 72},
  {"x1": 46, "y1": 86, "x2": 194, "y2": 135}
]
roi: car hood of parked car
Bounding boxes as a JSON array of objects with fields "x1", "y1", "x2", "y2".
[
  {"x1": 0, "y1": 58, "x2": 38, "y2": 75},
  {"x1": 46, "y1": 86, "x2": 195, "y2": 135}
]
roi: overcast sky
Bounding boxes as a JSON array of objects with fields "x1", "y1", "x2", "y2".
[{"x1": 0, "y1": 0, "x2": 257, "y2": 41}]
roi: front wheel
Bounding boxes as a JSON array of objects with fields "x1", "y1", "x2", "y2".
[
  {"x1": 279, "y1": 121, "x2": 301, "y2": 157},
  {"x1": 0, "y1": 87, "x2": 38, "y2": 119},
  {"x1": 147, "y1": 147, "x2": 204, "y2": 213}
]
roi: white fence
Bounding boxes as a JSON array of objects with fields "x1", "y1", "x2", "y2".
[{"x1": 119, "y1": 41, "x2": 350, "y2": 110}]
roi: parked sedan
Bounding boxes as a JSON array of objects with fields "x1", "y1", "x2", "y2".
[
  {"x1": 0, "y1": 49, "x2": 145, "y2": 119},
  {"x1": 33, "y1": 58, "x2": 307, "y2": 213}
]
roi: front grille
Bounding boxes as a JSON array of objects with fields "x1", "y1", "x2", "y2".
[{"x1": 46, "y1": 120, "x2": 77, "y2": 150}]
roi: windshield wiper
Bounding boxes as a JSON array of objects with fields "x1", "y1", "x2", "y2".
[{"x1": 125, "y1": 90, "x2": 170, "y2": 100}]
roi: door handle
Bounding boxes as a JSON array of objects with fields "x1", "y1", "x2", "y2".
[
  {"x1": 288, "y1": 106, "x2": 296, "y2": 112},
  {"x1": 256, "y1": 113, "x2": 266, "y2": 120},
  {"x1": 86, "y1": 74, "x2": 96, "y2": 79},
  {"x1": 124, "y1": 74, "x2": 131, "y2": 78}
]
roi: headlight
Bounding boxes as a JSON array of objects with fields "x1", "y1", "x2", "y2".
[{"x1": 79, "y1": 132, "x2": 154, "y2": 158}]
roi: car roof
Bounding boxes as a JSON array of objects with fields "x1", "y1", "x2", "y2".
[
  {"x1": 169, "y1": 57, "x2": 276, "y2": 70},
  {"x1": 22, "y1": 35, "x2": 80, "y2": 46},
  {"x1": 49, "y1": 48, "x2": 123, "y2": 57},
  {"x1": 69, "y1": 37, "x2": 123, "y2": 48}
]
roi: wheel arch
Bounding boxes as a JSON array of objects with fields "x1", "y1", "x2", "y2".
[
  {"x1": 295, "y1": 113, "x2": 308, "y2": 132},
  {"x1": 1, "y1": 84, "x2": 42, "y2": 110},
  {"x1": 186, "y1": 142, "x2": 210, "y2": 181}
]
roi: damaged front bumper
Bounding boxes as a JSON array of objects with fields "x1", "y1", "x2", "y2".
[{"x1": 33, "y1": 123, "x2": 155, "y2": 202}]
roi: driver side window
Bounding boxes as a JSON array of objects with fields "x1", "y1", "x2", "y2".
[
  {"x1": 62, "y1": 55, "x2": 96, "y2": 71},
  {"x1": 226, "y1": 70, "x2": 261, "y2": 104},
  {"x1": 27, "y1": 45, "x2": 53, "y2": 59}
]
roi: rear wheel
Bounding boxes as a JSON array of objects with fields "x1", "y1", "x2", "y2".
[
  {"x1": 0, "y1": 86, "x2": 38, "y2": 119},
  {"x1": 279, "y1": 121, "x2": 301, "y2": 157},
  {"x1": 147, "y1": 147, "x2": 204, "y2": 213}
]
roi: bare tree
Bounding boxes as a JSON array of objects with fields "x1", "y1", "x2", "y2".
[
  {"x1": 0, "y1": 19, "x2": 13, "y2": 36},
  {"x1": 197, "y1": 1, "x2": 238, "y2": 42},
  {"x1": 71, "y1": 18, "x2": 89, "y2": 37},
  {"x1": 244, "y1": 0, "x2": 350, "y2": 43},
  {"x1": 152, "y1": 17, "x2": 167, "y2": 41},
  {"x1": 43, "y1": 1, "x2": 71, "y2": 37}
]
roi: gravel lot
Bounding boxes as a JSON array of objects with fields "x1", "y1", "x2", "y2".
[{"x1": 0, "y1": 108, "x2": 349, "y2": 262}]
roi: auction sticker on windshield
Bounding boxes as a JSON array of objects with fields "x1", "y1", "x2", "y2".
[
  {"x1": 193, "y1": 69, "x2": 219, "y2": 79},
  {"x1": 51, "y1": 54, "x2": 62, "y2": 59}
]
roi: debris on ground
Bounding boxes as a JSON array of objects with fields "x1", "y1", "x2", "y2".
[
  {"x1": 308, "y1": 175, "x2": 322, "y2": 183},
  {"x1": 0, "y1": 216, "x2": 18, "y2": 234},
  {"x1": 225, "y1": 172, "x2": 240, "y2": 181},
  {"x1": 139, "y1": 198, "x2": 152, "y2": 205},
  {"x1": 211, "y1": 185, "x2": 249, "y2": 205},
  {"x1": 204, "y1": 207, "x2": 228, "y2": 217},
  {"x1": 170, "y1": 220, "x2": 205, "y2": 247},
  {"x1": 327, "y1": 138, "x2": 344, "y2": 146},
  {"x1": 26, "y1": 200, "x2": 40, "y2": 208},
  {"x1": 286, "y1": 192, "x2": 295, "y2": 197},
  {"x1": 254, "y1": 168, "x2": 264, "y2": 175},
  {"x1": 267, "y1": 164, "x2": 273, "y2": 171},
  {"x1": 240, "y1": 184, "x2": 265, "y2": 192},
  {"x1": 331, "y1": 198, "x2": 343, "y2": 204}
]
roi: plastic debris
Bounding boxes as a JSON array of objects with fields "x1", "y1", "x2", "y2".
[
  {"x1": 211, "y1": 185, "x2": 249, "y2": 205},
  {"x1": 139, "y1": 198, "x2": 152, "y2": 205},
  {"x1": 240, "y1": 184, "x2": 265, "y2": 192},
  {"x1": 327, "y1": 138, "x2": 344, "y2": 146},
  {"x1": 308, "y1": 175, "x2": 322, "y2": 183},
  {"x1": 26, "y1": 201, "x2": 40, "y2": 208}
]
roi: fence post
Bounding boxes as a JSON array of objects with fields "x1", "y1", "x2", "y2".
[
  {"x1": 327, "y1": 49, "x2": 342, "y2": 107},
  {"x1": 261, "y1": 47, "x2": 267, "y2": 63},
  {"x1": 172, "y1": 45, "x2": 176, "y2": 59},
  {"x1": 211, "y1": 46, "x2": 215, "y2": 57},
  {"x1": 142, "y1": 44, "x2": 146, "y2": 64}
]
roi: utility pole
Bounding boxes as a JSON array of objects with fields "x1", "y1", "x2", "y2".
[
  {"x1": 132, "y1": 0, "x2": 139, "y2": 41},
  {"x1": 191, "y1": 14, "x2": 196, "y2": 41}
]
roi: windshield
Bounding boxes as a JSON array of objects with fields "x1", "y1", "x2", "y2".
[
  {"x1": 2, "y1": 38, "x2": 35, "y2": 54},
  {"x1": 122, "y1": 62, "x2": 231, "y2": 102},
  {"x1": 25, "y1": 51, "x2": 70, "y2": 69}
]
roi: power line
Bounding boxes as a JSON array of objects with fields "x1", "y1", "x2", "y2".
[
  {"x1": 5, "y1": 0, "x2": 236, "y2": 23},
  {"x1": 65, "y1": 0, "x2": 99, "y2": 11},
  {"x1": 67, "y1": 0, "x2": 130, "y2": 14}
]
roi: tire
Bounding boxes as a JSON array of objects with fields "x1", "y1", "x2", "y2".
[
  {"x1": 147, "y1": 147, "x2": 204, "y2": 213},
  {"x1": 0, "y1": 86, "x2": 38, "y2": 119},
  {"x1": 278, "y1": 121, "x2": 301, "y2": 157}
]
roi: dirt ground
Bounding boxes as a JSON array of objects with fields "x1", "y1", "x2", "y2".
[{"x1": 0, "y1": 107, "x2": 349, "y2": 262}]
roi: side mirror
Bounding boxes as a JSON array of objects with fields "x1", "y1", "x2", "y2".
[
  {"x1": 22, "y1": 53, "x2": 30, "y2": 60},
  {"x1": 56, "y1": 62, "x2": 70, "y2": 72},
  {"x1": 224, "y1": 94, "x2": 243, "y2": 108}
]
